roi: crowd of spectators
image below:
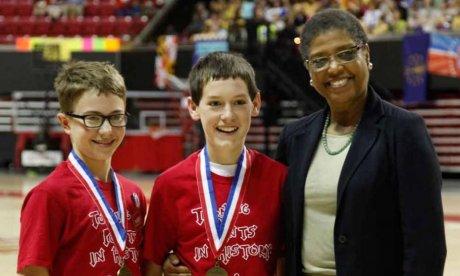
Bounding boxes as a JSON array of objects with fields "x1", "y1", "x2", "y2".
[
  {"x1": 32, "y1": 0, "x2": 160, "y2": 20},
  {"x1": 183, "y1": 0, "x2": 460, "y2": 42}
]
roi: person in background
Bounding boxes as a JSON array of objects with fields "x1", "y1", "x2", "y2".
[{"x1": 276, "y1": 8, "x2": 446, "y2": 276}]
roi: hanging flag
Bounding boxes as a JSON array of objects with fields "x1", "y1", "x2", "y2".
[
  {"x1": 428, "y1": 33, "x2": 460, "y2": 78},
  {"x1": 403, "y1": 32, "x2": 430, "y2": 104},
  {"x1": 154, "y1": 35, "x2": 178, "y2": 89}
]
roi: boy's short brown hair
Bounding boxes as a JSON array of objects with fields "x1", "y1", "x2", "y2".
[
  {"x1": 54, "y1": 61, "x2": 126, "y2": 113},
  {"x1": 188, "y1": 52, "x2": 259, "y2": 104}
]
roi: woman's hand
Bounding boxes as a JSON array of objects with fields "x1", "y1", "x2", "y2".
[{"x1": 163, "y1": 253, "x2": 191, "y2": 276}]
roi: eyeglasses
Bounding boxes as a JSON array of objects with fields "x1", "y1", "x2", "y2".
[
  {"x1": 305, "y1": 43, "x2": 365, "y2": 72},
  {"x1": 66, "y1": 113, "x2": 129, "y2": 128}
]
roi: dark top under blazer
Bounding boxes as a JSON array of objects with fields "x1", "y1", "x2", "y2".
[{"x1": 276, "y1": 87, "x2": 446, "y2": 276}]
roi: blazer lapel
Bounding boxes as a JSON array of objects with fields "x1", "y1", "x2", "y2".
[{"x1": 337, "y1": 88, "x2": 385, "y2": 209}]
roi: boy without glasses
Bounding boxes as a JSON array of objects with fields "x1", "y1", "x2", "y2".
[
  {"x1": 143, "y1": 52, "x2": 287, "y2": 275},
  {"x1": 18, "y1": 61, "x2": 146, "y2": 276}
]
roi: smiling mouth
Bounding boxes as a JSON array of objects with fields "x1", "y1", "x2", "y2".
[
  {"x1": 92, "y1": 140, "x2": 115, "y2": 146},
  {"x1": 326, "y1": 77, "x2": 352, "y2": 88},
  {"x1": 216, "y1": 126, "x2": 238, "y2": 133}
]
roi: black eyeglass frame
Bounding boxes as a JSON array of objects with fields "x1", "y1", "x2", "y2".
[
  {"x1": 304, "y1": 43, "x2": 366, "y2": 72},
  {"x1": 65, "y1": 112, "x2": 130, "y2": 128}
]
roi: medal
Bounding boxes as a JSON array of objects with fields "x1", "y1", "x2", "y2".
[
  {"x1": 68, "y1": 151, "x2": 127, "y2": 251},
  {"x1": 117, "y1": 265, "x2": 132, "y2": 276},
  {"x1": 196, "y1": 146, "x2": 251, "y2": 274},
  {"x1": 198, "y1": 146, "x2": 248, "y2": 252},
  {"x1": 205, "y1": 263, "x2": 228, "y2": 276}
]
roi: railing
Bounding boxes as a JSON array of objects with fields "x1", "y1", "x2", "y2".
[
  {"x1": 6, "y1": 90, "x2": 458, "y2": 173},
  {"x1": 0, "y1": 90, "x2": 185, "y2": 133},
  {"x1": 408, "y1": 99, "x2": 460, "y2": 173}
]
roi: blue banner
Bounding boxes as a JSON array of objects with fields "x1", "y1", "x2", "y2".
[
  {"x1": 403, "y1": 32, "x2": 430, "y2": 104},
  {"x1": 193, "y1": 39, "x2": 229, "y2": 65}
]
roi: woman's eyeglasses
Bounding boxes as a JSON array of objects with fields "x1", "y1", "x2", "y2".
[
  {"x1": 65, "y1": 113, "x2": 129, "y2": 128},
  {"x1": 305, "y1": 43, "x2": 365, "y2": 72}
]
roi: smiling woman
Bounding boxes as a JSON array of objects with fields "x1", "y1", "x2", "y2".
[
  {"x1": 307, "y1": 29, "x2": 370, "y2": 117},
  {"x1": 276, "y1": 8, "x2": 446, "y2": 276}
]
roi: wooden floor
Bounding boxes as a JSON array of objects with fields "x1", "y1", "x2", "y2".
[{"x1": 1, "y1": 172, "x2": 459, "y2": 275}]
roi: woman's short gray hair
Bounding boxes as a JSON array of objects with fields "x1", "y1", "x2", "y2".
[{"x1": 300, "y1": 9, "x2": 368, "y2": 60}]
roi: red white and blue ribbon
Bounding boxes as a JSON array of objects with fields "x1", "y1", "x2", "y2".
[
  {"x1": 68, "y1": 150, "x2": 127, "y2": 251},
  {"x1": 198, "y1": 146, "x2": 247, "y2": 251}
]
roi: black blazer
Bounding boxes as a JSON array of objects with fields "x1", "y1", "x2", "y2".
[{"x1": 276, "y1": 87, "x2": 446, "y2": 276}]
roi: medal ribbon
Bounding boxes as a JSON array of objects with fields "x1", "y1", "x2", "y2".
[
  {"x1": 68, "y1": 150, "x2": 127, "y2": 251},
  {"x1": 200, "y1": 146, "x2": 247, "y2": 251}
]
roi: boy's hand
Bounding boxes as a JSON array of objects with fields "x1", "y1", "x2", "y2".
[{"x1": 163, "y1": 253, "x2": 191, "y2": 276}]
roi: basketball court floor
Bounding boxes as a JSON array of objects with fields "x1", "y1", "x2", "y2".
[{"x1": 1, "y1": 172, "x2": 459, "y2": 275}]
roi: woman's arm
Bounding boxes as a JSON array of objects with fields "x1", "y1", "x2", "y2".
[{"x1": 395, "y1": 113, "x2": 446, "y2": 276}]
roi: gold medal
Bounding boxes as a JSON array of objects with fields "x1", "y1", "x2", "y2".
[
  {"x1": 205, "y1": 263, "x2": 228, "y2": 276},
  {"x1": 117, "y1": 265, "x2": 132, "y2": 276}
]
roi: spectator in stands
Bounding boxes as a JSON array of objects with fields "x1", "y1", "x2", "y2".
[
  {"x1": 184, "y1": 1, "x2": 208, "y2": 36},
  {"x1": 142, "y1": 0, "x2": 157, "y2": 18},
  {"x1": 452, "y1": 9, "x2": 460, "y2": 31},
  {"x1": 130, "y1": 0, "x2": 143, "y2": 17},
  {"x1": 143, "y1": 52, "x2": 287, "y2": 275},
  {"x1": 65, "y1": 0, "x2": 84, "y2": 18},
  {"x1": 408, "y1": 0, "x2": 445, "y2": 32},
  {"x1": 277, "y1": 8, "x2": 446, "y2": 276},
  {"x1": 182, "y1": 0, "x2": 457, "y2": 48},
  {"x1": 341, "y1": 0, "x2": 362, "y2": 17},
  {"x1": 116, "y1": 0, "x2": 132, "y2": 16},
  {"x1": 46, "y1": 0, "x2": 65, "y2": 21},
  {"x1": 361, "y1": 1, "x2": 384, "y2": 34},
  {"x1": 371, "y1": 13, "x2": 390, "y2": 35},
  {"x1": 33, "y1": 0, "x2": 48, "y2": 17},
  {"x1": 390, "y1": 8, "x2": 408, "y2": 34},
  {"x1": 220, "y1": 0, "x2": 242, "y2": 30}
]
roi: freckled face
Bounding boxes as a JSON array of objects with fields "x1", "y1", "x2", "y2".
[{"x1": 308, "y1": 29, "x2": 370, "y2": 111}]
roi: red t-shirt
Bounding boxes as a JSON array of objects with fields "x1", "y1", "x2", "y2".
[
  {"x1": 143, "y1": 149, "x2": 287, "y2": 275},
  {"x1": 17, "y1": 161, "x2": 147, "y2": 275}
]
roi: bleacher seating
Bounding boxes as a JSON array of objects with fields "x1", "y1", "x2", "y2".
[
  {"x1": 0, "y1": 0, "x2": 151, "y2": 44},
  {"x1": 0, "y1": 90, "x2": 185, "y2": 171},
  {"x1": 17, "y1": 0, "x2": 33, "y2": 16},
  {"x1": 246, "y1": 98, "x2": 460, "y2": 174},
  {"x1": 0, "y1": 2, "x2": 18, "y2": 17},
  {"x1": 408, "y1": 99, "x2": 460, "y2": 173},
  {"x1": 33, "y1": 16, "x2": 51, "y2": 36}
]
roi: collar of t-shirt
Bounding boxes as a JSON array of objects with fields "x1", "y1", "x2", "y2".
[
  {"x1": 97, "y1": 179, "x2": 112, "y2": 190},
  {"x1": 209, "y1": 162, "x2": 237, "y2": 177}
]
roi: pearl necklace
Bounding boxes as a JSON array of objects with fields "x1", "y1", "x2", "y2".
[{"x1": 321, "y1": 113, "x2": 358, "y2": 156}]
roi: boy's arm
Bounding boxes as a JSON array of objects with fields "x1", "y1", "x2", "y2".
[
  {"x1": 144, "y1": 261, "x2": 162, "y2": 276},
  {"x1": 18, "y1": 188, "x2": 65, "y2": 273},
  {"x1": 20, "y1": 266, "x2": 49, "y2": 276},
  {"x1": 143, "y1": 176, "x2": 181, "y2": 272}
]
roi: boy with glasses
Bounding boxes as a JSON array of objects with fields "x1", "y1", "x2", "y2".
[{"x1": 17, "y1": 61, "x2": 146, "y2": 276}]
